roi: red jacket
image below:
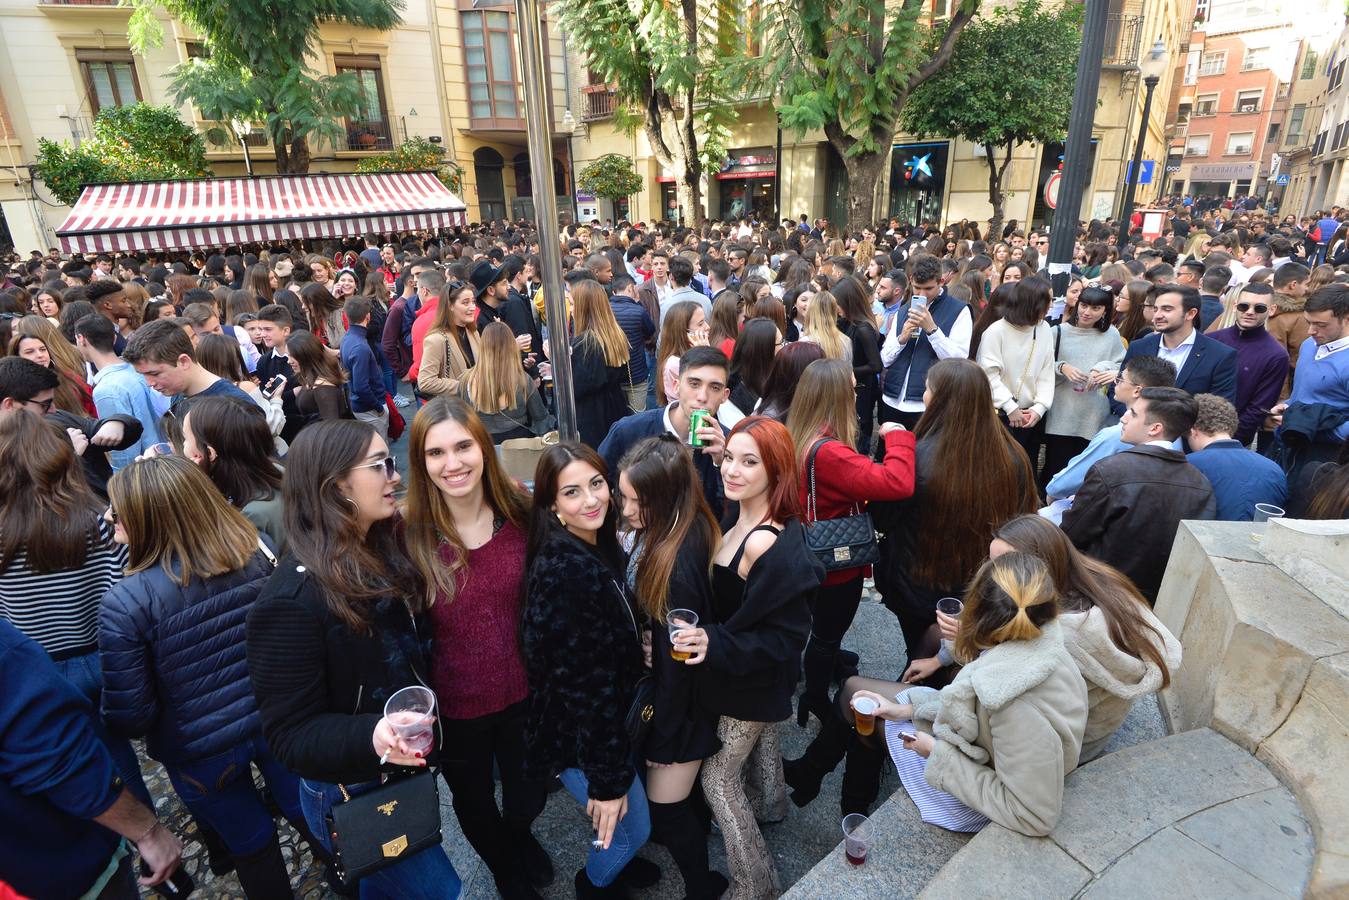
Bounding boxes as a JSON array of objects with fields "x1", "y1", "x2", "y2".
[{"x1": 800, "y1": 429, "x2": 917, "y2": 585}]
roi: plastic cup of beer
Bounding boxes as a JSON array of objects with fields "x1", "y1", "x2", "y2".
[
  {"x1": 842, "y1": 813, "x2": 871, "y2": 866},
  {"x1": 384, "y1": 685, "x2": 436, "y2": 755},
  {"x1": 851, "y1": 695, "x2": 879, "y2": 737},
  {"x1": 667, "y1": 609, "x2": 698, "y2": 661}
]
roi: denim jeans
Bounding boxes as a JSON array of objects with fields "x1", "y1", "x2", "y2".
[
  {"x1": 558, "y1": 767, "x2": 651, "y2": 888},
  {"x1": 53, "y1": 651, "x2": 151, "y2": 805},
  {"x1": 644, "y1": 350, "x2": 658, "y2": 409},
  {"x1": 162, "y1": 737, "x2": 301, "y2": 856},
  {"x1": 299, "y1": 777, "x2": 462, "y2": 900}
]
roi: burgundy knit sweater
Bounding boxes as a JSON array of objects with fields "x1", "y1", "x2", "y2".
[{"x1": 428, "y1": 520, "x2": 530, "y2": 719}]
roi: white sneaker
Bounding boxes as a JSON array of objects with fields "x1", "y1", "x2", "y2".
[{"x1": 393, "y1": 394, "x2": 412, "y2": 408}]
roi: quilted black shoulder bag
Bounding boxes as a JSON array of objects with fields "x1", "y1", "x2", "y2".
[{"x1": 805, "y1": 438, "x2": 880, "y2": 572}]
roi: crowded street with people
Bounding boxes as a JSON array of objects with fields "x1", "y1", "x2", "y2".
[{"x1": 1, "y1": 197, "x2": 1347, "y2": 899}]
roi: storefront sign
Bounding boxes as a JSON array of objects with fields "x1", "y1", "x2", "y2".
[
  {"x1": 1189, "y1": 162, "x2": 1258, "y2": 181},
  {"x1": 717, "y1": 148, "x2": 777, "y2": 181}
]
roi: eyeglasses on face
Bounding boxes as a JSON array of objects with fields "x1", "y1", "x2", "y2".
[
  {"x1": 23, "y1": 397, "x2": 54, "y2": 414},
  {"x1": 353, "y1": 456, "x2": 397, "y2": 479},
  {"x1": 1236, "y1": 303, "x2": 1269, "y2": 314}
]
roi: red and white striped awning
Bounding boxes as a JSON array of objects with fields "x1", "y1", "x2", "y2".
[{"x1": 56, "y1": 171, "x2": 469, "y2": 254}]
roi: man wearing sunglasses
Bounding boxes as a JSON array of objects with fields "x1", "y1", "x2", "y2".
[
  {"x1": 0, "y1": 357, "x2": 143, "y2": 499},
  {"x1": 1208, "y1": 283, "x2": 1289, "y2": 445}
]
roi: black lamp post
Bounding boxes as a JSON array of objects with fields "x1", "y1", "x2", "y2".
[{"x1": 1117, "y1": 39, "x2": 1169, "y2": 255}]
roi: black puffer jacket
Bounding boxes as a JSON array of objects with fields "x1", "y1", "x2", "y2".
[
  {"x1": 522, "y1": 528, "x2": 644, "y2": 800},
  {"x1": 99, "y1": 551, "x2": 273, "y2": 764}
]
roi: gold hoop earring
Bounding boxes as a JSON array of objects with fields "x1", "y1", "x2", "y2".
[{"x1": 556, "y1": 512, "x2": 566, "y2": 526}]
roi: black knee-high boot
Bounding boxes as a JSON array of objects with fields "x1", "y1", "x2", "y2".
[
  {"x1": 798, "y1": 636, "x2": 840, "y2": 726},
  {"x1": 840, "y1": 733, "x2": 885, "y2": 817},
  {"x1": 231, "y1": 834, "x2": 294, "y2": 900},
  {"x1": 648, "y1": 799, "x2": 728, "y2": 900},
  {"x1": 782, "y1": 704, "x2": 851, "y2": 808}
]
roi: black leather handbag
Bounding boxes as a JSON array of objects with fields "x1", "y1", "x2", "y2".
[
  {"x1": 804, "y1": 439, "x2": 881, "y2": 572},
  {"x1": 612, "y1": 577, "x2": 656, "y2": 748},
  {"x1": 326, "y1": 770, "x2": 443, "y2": 887}
]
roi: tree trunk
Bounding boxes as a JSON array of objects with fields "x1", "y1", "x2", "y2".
[
  {"x1": 839, "y1": 148, "x2": 889, "y2": 233},
  {"x1": 984, "y1": 142, "x2": 1015, "y2": 243},
  {"x1": 644, "y1": 93, "x2": 704, "y2": 227},
  {"x1": 271, "y1": 132, "x2": 311, "y2": 174}
]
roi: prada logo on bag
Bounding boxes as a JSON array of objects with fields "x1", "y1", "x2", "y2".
[
  {"x1": 641, "y1": 705, "x2": 654, "y2": 722},
  {"x1": 833, "y1": 546, "x2": 852, "y2": 563},
  {"x1": 377, "y1": 800, "x2": 398, "y2": 816},
  {"x1": 383, "y1": 835, "x2": 409, "y2": 857}
]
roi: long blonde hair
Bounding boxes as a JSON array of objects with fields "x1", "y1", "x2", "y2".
[
  {"x1": 801, "y1": 291, "x2": 849, "y2": 360},
  {"x1": 108, "y1": 455, "x2": 260, "y2": 587},
  {"x1": 461, "y1": 321, "x2": 529, "y2": 414},
  {"x1": 787, "y1": 358, "x2": 857, "y2": 463},
  {"x1": 571, "y1": 280, "x2": 629, "y2": 367}
]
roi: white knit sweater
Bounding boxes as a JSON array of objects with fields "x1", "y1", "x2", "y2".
[{"x1": 976, "y1": 320, "x2": 1057, "y2": 417}]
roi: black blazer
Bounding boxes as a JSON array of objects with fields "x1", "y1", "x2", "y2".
[
  {"x1": 245, "y1": 555, "x2": 433, "y2": 785},
  {"x1": 255, "y1": 350, "x2": 302, "y2": 441},
  {"x1": 695, "y1": 519, "x2": 824, "y2": 722},
  {"x1": 1061, "y1": 444, "x2": 1216, "y2": 602}
]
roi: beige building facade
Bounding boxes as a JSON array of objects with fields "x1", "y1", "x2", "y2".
[
  {"x1": 566, "y1": 0, "x2": 1189, "y2": 232},
  {"x1": 1277, "y1": 20, "x2": 1349, "y2": 218},
  {"x1": 0, "y1": 0, "x2": 449, "y2": 253}
]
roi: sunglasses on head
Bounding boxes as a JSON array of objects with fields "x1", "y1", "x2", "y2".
[{"x1": 1236, "y1": 303, "x2": 1268, "y2": 313}]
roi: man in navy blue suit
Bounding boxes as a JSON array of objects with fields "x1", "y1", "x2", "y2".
[{"x1": 1113, "y1": 283, "x2": 1237, "y2": 416}]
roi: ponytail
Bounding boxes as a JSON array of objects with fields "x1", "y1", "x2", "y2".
[{"x1": 955, "y1": 553, "x2": 1058, "y2": 662}]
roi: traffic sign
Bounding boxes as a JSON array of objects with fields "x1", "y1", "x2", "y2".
[
  {"x1": 1044, "y1": 172, "x2": 1061, "y2": 209},
  {"x1": 1126, "y1": 160, "x2": 1155, "y2": 185},
  {"x1": 1276, "y1": 174, "x2": 1290, "y2": 185}
]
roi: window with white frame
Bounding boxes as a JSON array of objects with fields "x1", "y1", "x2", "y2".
[
  {"x1": 1185, "y1": 134, "x2": 1212, "y2": 156},
  {"x1": 1184, "y1": 50, "x2": 1200, "y2": 85},
  {"x1": 1226, "y1": 131, "x2": 1254, "y2": 155},
  {"x1": 1242, "y1": 46, "x2": 1270, "y2": 71},
  {"x1": 1199, "y1": 51, "x2": 1227, "y2": 76},
  {"x1": 1194, "y1": 93, "x2": 1220, "y2": 116},
  {"x1": 1235, "y1": 89, "x2": 1263, "y2": 113}
]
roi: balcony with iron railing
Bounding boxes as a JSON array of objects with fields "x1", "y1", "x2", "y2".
[
  {"x1": 1102, "y1": 13, "x2": 1145, "y2": 69},
  {"x1": 344, "y1": 118, "x2": 396, "y2": 152},
  {"x1": 581, "y1": 84, "x2": 616, "y2": 122}
]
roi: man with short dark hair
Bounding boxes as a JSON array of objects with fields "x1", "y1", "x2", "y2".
[
  {"x1": 1116, "y1": 283, "x2": 1237, "y2": 409},
  {"x1": 1063, "y1": 386, "x2": 1216, "y2": 603},
  {"x1": 598, "y1": 346, "x2": 730, "y2": 517},
  {"x1": 585, "y1": 253, "x2": 614, "y2": 288},
  {"x1": 874, "y1": 269, "x2": 907, "y2": 337},
  {"x1": 123, "y1": 318, "x2": 252, "y2": 422},
  {"x1": 659, "y1": 255, "x2": 711, "y2": 325},
  {"x1": 608, "y1": 273, "x2": 656, "y2": 414},
  {"x1": 384, "y1": 257, "x2": 439, "y2": 386},
  {"x1": 1175, "y1": 258, "x2": 1204, "y2": 289},
  {"x1": 85, "y1": 280, "x2": 134, "y2": 354},
  {"x1": 0, "y1": 357, "x2": 144, "y2": 497},
  {"x1": 1187, "y1": 393, "x2": 1287, "y2": 520},
  {"x1": 74, "y1": 314, "x2": 162, "y2": 466},
  {"x1": 181, "y1": 301, "x2": 260, "y2": 372},
  {"x1": 1207, "y1": 282, "x2": 1288, "y2": 444},
  {"x1": 340, "y1": 297, "x2": 389, "y2": 439},
  {"x1": 726, "y1": 247, "x2": 748, "y2": 288},
  {"x1": 1198, "y1": 265, "x2": 1230, "y2": 331},
  {"x1": 878, "y1": 254, "x2": 971, "y2": 428}
]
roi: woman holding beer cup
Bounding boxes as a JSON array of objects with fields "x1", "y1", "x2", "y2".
[
  {"x1": 617, "y1": 435, "x2": 728, "y2": 899},
  {"x1": 522, "y1": 443, "x2": 657, "y2": 898},
  {"x1": 246, "y1": 420, "x2": 464, "y2": 896},
  {"x1": 674, "y1": 416, "x2": 825, "y2": 900}
]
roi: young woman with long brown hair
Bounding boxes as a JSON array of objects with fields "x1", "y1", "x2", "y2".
[
  {"x1": 460, "y1": 321, "x2": 554, "y2": 444},
  {"x1": 570, "y1": 279, "x2": 630, "y2": 447},
  {"x1": 9, "y1": 315, "x2": 95, "y2": 415},
  {"x1": 985, "y1": 515, "x2": 1180, "y2": 761},
  {"x1": 655, "y1": 299, "x2": 708, "y2": 405},
  {"x1": 708, "y1": 289, "x2": 742, "y2": 358},
  {"x1": 287, "y1": 329, "x2": 352, "y2": 422},
  {"x1": 616, "y1": 435, "x2": 727, "y2": 899},
  {"x1": 298, "y1": 282, "x2": 346, "y2": 347},
  {"x1": 831, "y1": 275, "x2": 884, "y2": 451},
  {"x1": 242, "y1": 263, "x2": 276, "y2": 305},
  {"x1": 403, "y1": 397, "x2": 551, "y2": 899},
  {"x1": 100, "y1": 455, "x2": 299, "y2": 897},
  {"x1": 522, "y1": 442, "x2": 654, "y2": 897},
  {"x1": 247, "y1": 419, "x2": 464, "y2": 897},
  {"x1": 419, "y1": 280, "x2": 483, "y2": 399},
  {"x1": 785, "y1": 359, "x2": 914, "y2": 728},
  {"x1": 181, "y1": 396, "x2": 286, "y2": 551},
  {"x1": 1114, "y1": 279, "x2": 1154, "y2": 342},
  {"x1": 677, "y1": 416, "x2": 825, "y2": 900}
]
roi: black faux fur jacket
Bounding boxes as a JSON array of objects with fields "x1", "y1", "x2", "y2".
[{"x1": 522, "y1": 528, "x2": 644, "y2": 800}]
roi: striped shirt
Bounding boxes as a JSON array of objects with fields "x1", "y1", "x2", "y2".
[
  {"x1": 0, "y1": 520, "x2": 127, "y2": 660},
  {"x1": 885, "y1": 687, "x2": 990, "y2": 833}
]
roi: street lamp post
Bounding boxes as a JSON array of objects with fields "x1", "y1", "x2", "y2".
[
  {"x1": 561, "y1": 109, "x2": 579, "y2": 226},
  {"x1": 1116, "y1": 39, "x2": 1169, "y2": 255},
  {"x1": 230, "y1": 119, "x2": 254, "y2": 177}
]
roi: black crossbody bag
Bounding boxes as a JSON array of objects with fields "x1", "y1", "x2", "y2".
[
  {"x1": 326, "y1": 770, "x2": 443, "y2": 887},
  {"x1": 804, "y1": 438, "x2": 880, "y2": 572}
]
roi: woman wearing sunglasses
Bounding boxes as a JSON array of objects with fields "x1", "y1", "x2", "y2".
[{"x1": 247, "y1": 420, "x2": 464, "y2": 897}]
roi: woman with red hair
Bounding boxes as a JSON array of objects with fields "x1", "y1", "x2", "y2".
[{"x1": 676, "y1": 416, "x2": 825, "y2": 899}]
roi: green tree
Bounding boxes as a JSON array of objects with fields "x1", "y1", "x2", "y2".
[
  {"x1": 355, "y1": 136, "x2": 465, "y2": 193},
  {"x1": 752, "y1": 0, "x2": 979, "y2": 230},
  {"x1": 32, "y1": 103, "x2": 211, "y2": 206},
  {"x1": 577, "y1": 154, "x2": 644, "y2": 208},
  {"x1": 556, "y1": 0, "x2": 742, "y2": 225},
  {"x1": 901, "y1": 1, "x2": 1081, "y2": 239},
  {"x1": 127, "y1": 0, "x2": 403, "y2": 173}
]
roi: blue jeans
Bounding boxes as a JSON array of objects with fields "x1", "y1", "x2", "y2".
[
  {"x1": 299, "y1": 777, "x2": 462, "y2": 899},
  {"x1": 558, "y1": 767, "x2": 651, "y2": 887},
  {"x1": 644, "y1": 350, "x2": 658, "y2": 410},
  {"x1": 53, "y1": 651, "x2": 151, "y2": 806},
  {"x1": 162, "y1": 737, "x2": 301, "y2": 856}
]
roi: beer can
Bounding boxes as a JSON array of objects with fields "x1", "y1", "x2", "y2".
[{"x1": 688, "y1": 408, "x2": 710, "y2": 447}]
